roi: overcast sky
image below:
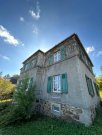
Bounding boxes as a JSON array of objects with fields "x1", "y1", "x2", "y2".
[{"x1": 0, "y1": 0, "x2": 102, "y2": 76}]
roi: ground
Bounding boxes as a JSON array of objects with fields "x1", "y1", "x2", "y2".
[{"x1": 0, "y1": 107, "x2": 102, "y2": 135}]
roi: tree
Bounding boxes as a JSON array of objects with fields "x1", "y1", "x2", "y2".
[
  {"x1": 96, "y1": 76, "x2": 102, "y2": 91},
  {"x1": 0, "y1": 77, "x2": 36, "y2": 126},
  {"x1": 101, "y1": 66, "x2": 102, "y2": 74},
  {"x1": 0, "y1": 78, "x2": 15, "y2": 100},
  {"x1": 10, "y1": 74, "x2": 19, "y2": 84},
  {"x1": 0, "y1": 72, "x2": 2, "y2": 77},
  {"x1": 13, "y1": 77, "x2": 35, "y2": 120},
  {"x1": 4, "y1": 74, "x2": 10, "y2": 80}
]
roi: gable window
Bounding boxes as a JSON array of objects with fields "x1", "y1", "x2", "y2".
[
  {"x1": 53, "y1": 75, "x2": 61, "y2": 93},
  {"x1": 54, "y1": 51, "x2": 61, "y2": 63},
  {"x1": 85, "y1": 75, "x2": 95, "y2": 97}
]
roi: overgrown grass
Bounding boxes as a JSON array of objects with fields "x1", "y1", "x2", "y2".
[
  {"x1": 0, "y1": 107, "x2": 102, "y2": 135},
  {"x1": 0, "y1": 99, "x2": 12, "y2": 112}
]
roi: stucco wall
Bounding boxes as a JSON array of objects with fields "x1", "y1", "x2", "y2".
[
  {"x1": 41, "y1": 56, "x2": 84, "y2": 108},
  {"x1": 19, "y1": 38, "x2": 100, "y2": 126},
  {"x1": 76, "y1": 58, "x2": 100, "y2": 108}
]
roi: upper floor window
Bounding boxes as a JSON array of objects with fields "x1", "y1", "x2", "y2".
[
  {"x1": 54, "y1": 51, "x2": 61, "y2": 63},
  {"x1": 31, "y1": 59, "x2": 36, "y2": 67},
  {"x1": 53, "y1": 75, "x2": 61, "y2": 93},
  {"x1": 25, "y1": 63, "x2": 30, "y2": 71}
]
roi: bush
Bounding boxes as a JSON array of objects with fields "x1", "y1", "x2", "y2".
[
  {"x1": 0, "y1": 99, "x2": 12, "y2": 111},
  {"x1": 0, "y1": 77, "x2": 35, "y2": 126},
  {"x1": 0, "y1": 78, "x2": 15, "y2": 100}
]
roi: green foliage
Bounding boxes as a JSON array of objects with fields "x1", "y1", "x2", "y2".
[
  {"x1": 0, "y1": 77, "x2": 35, "y2": 126},
  {"x1": 96, "y1": 76, "x2": 102, "y2": 91},
  {"x1": 1, "y1": 107, "x2": 102, "y2": 135},
  {"x1": 0, "y1": 99, "x2": 12, "y2": 111},
  {"x1": 13, "y1": 77, "x2": 35, "y2": 120},
  {"x1": 0, "y1": 78, "x2": 15, "y2": 100}
]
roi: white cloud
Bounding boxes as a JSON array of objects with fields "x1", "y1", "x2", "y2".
[
  {"x1": 0, "y1": 54, "x2": 10, "y2": 61},
  {"x1": 0, "y1": 25, "x2": 21, "y2": 46},
  {"x1": 29, "y1": 1, "x2": 40, "y2": 20},
  {"x1": 96, "y1": 51, "x2": 102, "y2": 56},
  {"x1": 85, "y1": 46, "x2": 95, "y2": 54},
  {"x1": 20, "y1": 17, "x2": 24, "y2": 22}
]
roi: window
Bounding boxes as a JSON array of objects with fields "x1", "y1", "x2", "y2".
[
  {"x1": 54, "y1": 51, "x2": 61, "y2": 63},
  {"x1": 47, "y1": 73, "x2": 68, "y2": 94},
  {"x1": 85, "y1": 75, "x2": 95, "y2": 97},
  {"x1": 94, "y1": 82, "x2": 99, "y2": 96},
  {"x1": 53, "y1": 75, "x2": 61, "y2": 93},
  {"x1": 28, "y1": 77, "x2": 33, "y2": 89},
  {"x1": 24, "y1": 63, "x2": 31, "y2": 71},
  {"x1": 52, "y1": 103, "x2": 61, "y2": 114},
  {"x1": 31, "y1": 59, "x2": 36, "y2": 67}
]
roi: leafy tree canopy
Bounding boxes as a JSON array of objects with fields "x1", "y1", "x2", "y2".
[{"x1": 0, "y1": 78, "x2": 15, "y2": 100}]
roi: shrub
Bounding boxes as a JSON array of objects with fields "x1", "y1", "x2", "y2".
[
  {"x1": 0, "y1": 99, "x2": 12, "y2": 111},
  {"x1": 0, "y1": 78, "x2": 15, "y2": 100},
  {"x1": 0, "y1": 77, "x2": 36, "y2": 126}
]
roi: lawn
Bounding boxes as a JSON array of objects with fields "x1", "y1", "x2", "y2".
[{"x1": 0, "y1": 107, "x2": 102, "y2": 135}]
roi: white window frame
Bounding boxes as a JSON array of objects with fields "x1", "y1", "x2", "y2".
[
  {"x1": 54, "y1": 51, "x2": 61, "y2": 63},
  {"x1": 53, "y1": 75, "x2": 61, "y2": 93},
  {"x1": 51, "y1": 103, "x2": 61, "y2": 113}
]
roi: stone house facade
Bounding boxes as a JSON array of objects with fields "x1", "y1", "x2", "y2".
[{"x1": 19, "y1": 33, "x2": 100, "y2": 126}]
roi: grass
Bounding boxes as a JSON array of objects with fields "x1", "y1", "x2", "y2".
[
  {"x1": 0, "y1": 99, "x2": 12, "y2": 103},
  {"x1": 0, "y1": 107, "x2": 102, "y2": 135}
]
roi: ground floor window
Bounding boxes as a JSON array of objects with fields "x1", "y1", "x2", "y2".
[{"x1": 51, "y1": 103, "x2": 61, "y2": 115}]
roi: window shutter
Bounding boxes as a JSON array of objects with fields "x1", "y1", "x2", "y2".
[
  {"x1": 49, "y1": 53, "x2": 53, "y2": 65},
  {"x1": 61, "y1": 46, "x2": 66, "y2": 60},
  {"x1": 61, "y1": 73, "x2": 68, "y2": 93},
  {"x1": 94, "y1": 83, "x2": 99, "y2": 96},
  {"x1": 85, "y1": 75, "x2": 95, "y2": 97},
  {"x1": 47, "y1": 76, "x2": 52, "y2": 93},
  {"x1": 90, "y1": 79, "x2": 95, "y2": 96},
  {"x1": 28, "y1": 77, "x2": 33, "y2": 88}
]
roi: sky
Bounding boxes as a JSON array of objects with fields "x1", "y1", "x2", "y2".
[{"x1": 0, "y1": 0, "x2": 102, "y2": 76}]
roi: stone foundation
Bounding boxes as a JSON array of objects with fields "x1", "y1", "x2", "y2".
[
  {"x1": 33, "y1": 99, "x2": 96, "y2": 126},
  {"x1": 61, "y1": 104, "x2": 82, "y2": 122}
]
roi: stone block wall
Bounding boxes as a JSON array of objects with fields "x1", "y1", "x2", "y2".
[{"x1": 33, "y1": 99, "x2": 96, "y2": 125}]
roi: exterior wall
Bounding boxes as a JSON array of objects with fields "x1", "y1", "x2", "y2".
[
  {"x1": 42, "y1": 56, "x2": 83, "y2": 108},
  {"x1": 38, "y1": 55, "x2": 100, "y2": 126},
  {"x1": 77, "y1": 58, "x2": 100, "y2": 108},
  {"x1": 19, "y1": 35, "x2": 100, "y2": 126},
  {"x1": 34, "y1": 99, "x2": 93, "y2": 126}
]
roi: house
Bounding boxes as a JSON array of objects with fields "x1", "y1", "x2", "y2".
[{"x1": 19, "y1": 33, "x2": 100, "y2": 126}]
